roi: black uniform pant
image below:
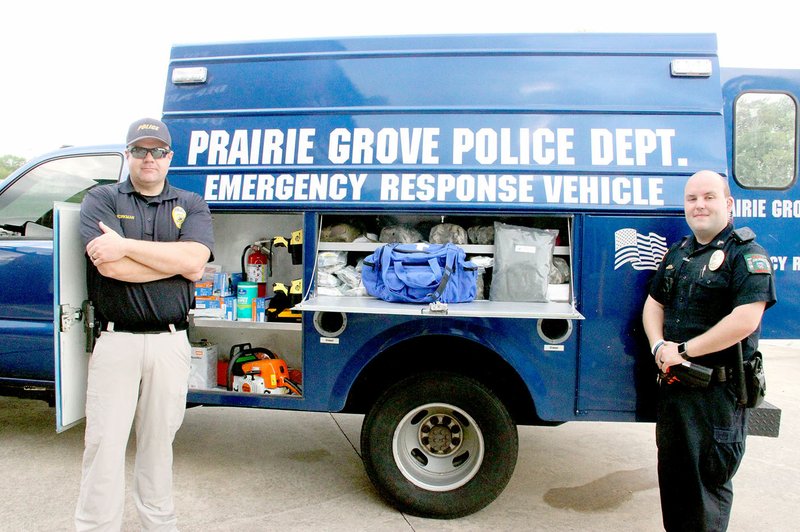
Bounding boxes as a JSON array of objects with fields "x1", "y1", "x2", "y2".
[{"x1": 656, "y1": 380, "x2": 748, "y2": 532}]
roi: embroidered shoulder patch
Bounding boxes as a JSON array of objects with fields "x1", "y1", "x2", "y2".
[{"x1": 744, "y1": 254, "x2": 772, "y2": 274}]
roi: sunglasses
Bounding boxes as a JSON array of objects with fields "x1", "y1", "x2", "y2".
[{"x1": 128, "y1": 146, "x2": 172, "y2": 159}]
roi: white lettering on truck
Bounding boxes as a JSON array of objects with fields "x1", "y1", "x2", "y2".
[
  {"x1": 187, "y1": 126, "x2": 690, "y2": 169},
  {"x1": 188, "y1": 129, "x2": 316, "y2": 165},
  {"x1": 380, "y1": 174, "x2": 535, "y2": 202},
  {"x1": 590, "y1": 128, "x2": 678, "y2": 166},
  {"x1": 452, "y1": 127, "x2": 575, "y2": 165},
  {"x1": 328, "y1": 127, "x2": 440, "y2": 164},
  {"x1": 543, "y1": 175, "x2": 664, "y2": 205},
  {"x1": 204, "y1": 173, "x2": 664, "y2": 205},
  {"x1": 204, "y1": 173, "x2": 367, "y2": 202}
]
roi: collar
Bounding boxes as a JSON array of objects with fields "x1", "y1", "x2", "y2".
[
  {"x1": 682, "y1": 224, "x2": 734, "y2": 253},
  {"x1": 120, "y1": 177, "x2": 178, "y2": 204}
]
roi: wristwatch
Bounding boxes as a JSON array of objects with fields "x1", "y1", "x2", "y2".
[{"x1": 677, "y1": 342, "x2": 690, "y2": 360}]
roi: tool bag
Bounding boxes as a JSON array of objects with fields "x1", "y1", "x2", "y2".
[{"x1": 361, "y1": 243, "x2": 477, "y2": 303}]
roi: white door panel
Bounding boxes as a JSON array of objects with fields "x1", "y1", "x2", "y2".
[{"x1": 53, "y1": 202, "x2": 89, "y2": 432}]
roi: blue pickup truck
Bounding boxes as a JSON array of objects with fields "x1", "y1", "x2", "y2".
[
  {"x1": 0, "y1": 145, "x2": 126, "y2": 402},
  {"x1": 1, "y1": 33, "x2": 796, "y2": 517}
]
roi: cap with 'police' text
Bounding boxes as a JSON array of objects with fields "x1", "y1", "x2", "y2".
[{"x1": 126, "y1": 118, "x2": 171, "y2": 147}]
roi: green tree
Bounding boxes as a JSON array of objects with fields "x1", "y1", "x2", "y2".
[
  {"x1": 734, "y1": 93, "x2": 796, "y2": 188},
  {"x1": 0, "y1": 154, "x2": 26, "y2": 181}
]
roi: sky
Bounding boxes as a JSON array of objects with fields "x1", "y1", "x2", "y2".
[{"x1": 2, "y1": 0, "x2": 797, "y2": 159}]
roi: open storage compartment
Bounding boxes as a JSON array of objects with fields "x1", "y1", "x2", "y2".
[
  {"x1": 298, "y1": 213, "x2": 582, "y2": 320},
  {"x1": 187, "y1": 212, "x2": 306, "y2": 397}
]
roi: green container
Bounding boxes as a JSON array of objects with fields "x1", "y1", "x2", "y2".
[{"x1": 237, "y1": 282, "x2": 258, "y2": 319}]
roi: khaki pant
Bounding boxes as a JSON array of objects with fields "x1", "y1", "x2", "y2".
[{"x1": 75, "y1": 329, "x2": 190, "y2": 531}]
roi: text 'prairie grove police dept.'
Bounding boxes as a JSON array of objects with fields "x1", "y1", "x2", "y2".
[{"x1": 189, "y1": 127, "x2": 686, "y2": 205}]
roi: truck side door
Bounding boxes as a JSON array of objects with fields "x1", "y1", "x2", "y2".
[
  {"x1": 0, "y1": 149, "x2": 123, "y2": 404},
  {"x1": 722, "y1": 68, "x2": 800, "y2": 338}
]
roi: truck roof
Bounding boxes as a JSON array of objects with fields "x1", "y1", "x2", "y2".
[
  {"x1": 162, "y1": 33, "x2": 725, "y2": 213},
  {"x1": 169, "y1": 32, "x2": 717, "y2": 58}
]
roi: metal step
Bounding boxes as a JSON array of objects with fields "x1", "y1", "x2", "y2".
[{"x1": 747, "y1": 401, "x2": 781, "y2": 437}]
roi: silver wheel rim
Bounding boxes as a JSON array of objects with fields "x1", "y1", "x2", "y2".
[{"x1": 392, "y1": 402, "x2": 484, "y2": 491}]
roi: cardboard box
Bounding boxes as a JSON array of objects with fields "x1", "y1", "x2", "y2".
[
  {"x1": 189, "y1": 341, "x2": 218, "y2": 390},
  {"x1": 254, "y1": 297, "x2": 266, "y2": 322},
  {"x1": 195, "y1": 295, "x2": 223, "y2": 309},
  {"x1": 214, "y1": 272, "x2": 234, "y2": 296},
  {"x1": 193, "y1": 296, "x2": 225, "y2": 319},
  {"x1": 224, "y1": 296, "x2": 237, "y2": 321},
  {"x1": 196, "y1": 274, "x2": 233, "y2": 297},
  {"x1": 195, "y1": 280, "x2": 214, "y2": 295}
]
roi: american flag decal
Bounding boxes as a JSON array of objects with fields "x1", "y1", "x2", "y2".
[{"x1": 614, "y1": 229, "x2": 668, "y2": 270}]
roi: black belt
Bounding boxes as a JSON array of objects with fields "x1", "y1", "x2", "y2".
[{"x1": 104, "y1": 321, "x2": 189, "y2": 334}]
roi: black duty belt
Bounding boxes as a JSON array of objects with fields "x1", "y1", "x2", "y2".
[{"x1": 103, "y1": 321, "x2": 189, "y2": 334}]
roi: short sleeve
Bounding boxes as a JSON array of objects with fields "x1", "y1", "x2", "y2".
[
  {"x1": 177, "y1": 191, "x2": 215, "y2": 260},
  {"x1": 79, "y1": 185, "x2": 124, "y2": 248},
  {"x1": 731, "y1": 243, "x2": 777, "y2": 310}
]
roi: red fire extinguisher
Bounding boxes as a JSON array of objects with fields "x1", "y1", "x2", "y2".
[{"x1": 241, "y1": 243, "x2": 269, "y2": 283}]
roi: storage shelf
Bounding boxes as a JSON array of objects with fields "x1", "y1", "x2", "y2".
[
  {"x1": 191, "y1": 317, "x2": 302, "y2": 331},
  {"x1": 296, "y1": 295, "x2": 581, "y2": 319}
]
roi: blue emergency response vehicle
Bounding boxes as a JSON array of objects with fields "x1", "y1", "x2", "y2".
[{"x1": 1, "y1": 33, "x2": 797, "y2": 517}]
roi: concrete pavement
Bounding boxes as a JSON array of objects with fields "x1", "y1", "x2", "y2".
[{"x1": 1, "y1": 341, "x2": 798, "y2": 531}]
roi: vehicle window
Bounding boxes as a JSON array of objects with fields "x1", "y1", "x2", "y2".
[
  {"x1": 0, "y1": 154, "x2": 121, "y2": 235},
  {"x1": 734, "y1": 92, "x2": 797, "y2": 189}
]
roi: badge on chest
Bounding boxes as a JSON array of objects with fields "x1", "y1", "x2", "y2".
[{"x1": 708, "y1": 249, "x2": 725, "y2": 271}]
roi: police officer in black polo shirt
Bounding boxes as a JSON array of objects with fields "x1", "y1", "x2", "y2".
[
  {"x1": 643, "y1": 170, "x2": 776, "y2": 531},
  {"x1": 75, "y1": 118, "x2": 214, "y2": 531}
]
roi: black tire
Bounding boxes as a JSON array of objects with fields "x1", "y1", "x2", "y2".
[{"x1": 360, "y1": 372, "x2": 518, "y2": 518}]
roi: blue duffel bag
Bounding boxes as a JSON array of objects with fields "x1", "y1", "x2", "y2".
[{"x1": 361, "y1": 243, "x2": 477, "y2": 303}]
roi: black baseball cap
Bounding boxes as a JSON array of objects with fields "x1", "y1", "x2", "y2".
[{"x1": 126, "y1": 118, "x2": 171, "y2": 147}]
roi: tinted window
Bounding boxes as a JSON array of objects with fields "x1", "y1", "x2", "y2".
[
  {"x1": 0, "y1": 154, "x2": 121, "y2": 235},
  {"x1": 734, "y1": 92, "x2": 797, "y2": 189}
]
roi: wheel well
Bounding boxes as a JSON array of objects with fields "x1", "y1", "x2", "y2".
[{"x1": 343, "y1": 334, "x2": 543, "y2": 425}]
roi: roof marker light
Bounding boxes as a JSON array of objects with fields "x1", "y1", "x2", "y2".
[
  {"x1": 172, "y1": 67, "x2": 208, "y2": 85},
  {"x1": 670, "y1": 59, "x2": 713, "y2": 78}
]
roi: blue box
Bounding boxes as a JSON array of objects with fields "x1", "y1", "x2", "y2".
[
  {"x1": 214, "y1": 272, "x2": 233, "y2": 296},
  {"x1": 224, "y1": 296, "x2": 237, "y2": 320},
  {"x1": 255, "y1": 297, "x2": 266, "y2": 322}
]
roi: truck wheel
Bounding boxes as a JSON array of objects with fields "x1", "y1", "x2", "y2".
[{"x1": 360, "y1": 372, "x2": 518, "y2": 518}]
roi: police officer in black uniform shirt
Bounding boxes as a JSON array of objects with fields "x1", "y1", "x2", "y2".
[
  {"x1": 643, "y1": 170, "x2": 776, "y2": 531},
  {"x1": 75, "y1": 118, "x2": 214, "y2": 531}
]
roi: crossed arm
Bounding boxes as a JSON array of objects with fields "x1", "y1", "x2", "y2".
[{"x1": 86, "y1": 221, "x2": 210, "y2": 283}]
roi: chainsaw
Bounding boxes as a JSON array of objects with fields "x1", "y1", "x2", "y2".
[{"x1": 227, "y1": 343, "x2": 302, "y2": 396}]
